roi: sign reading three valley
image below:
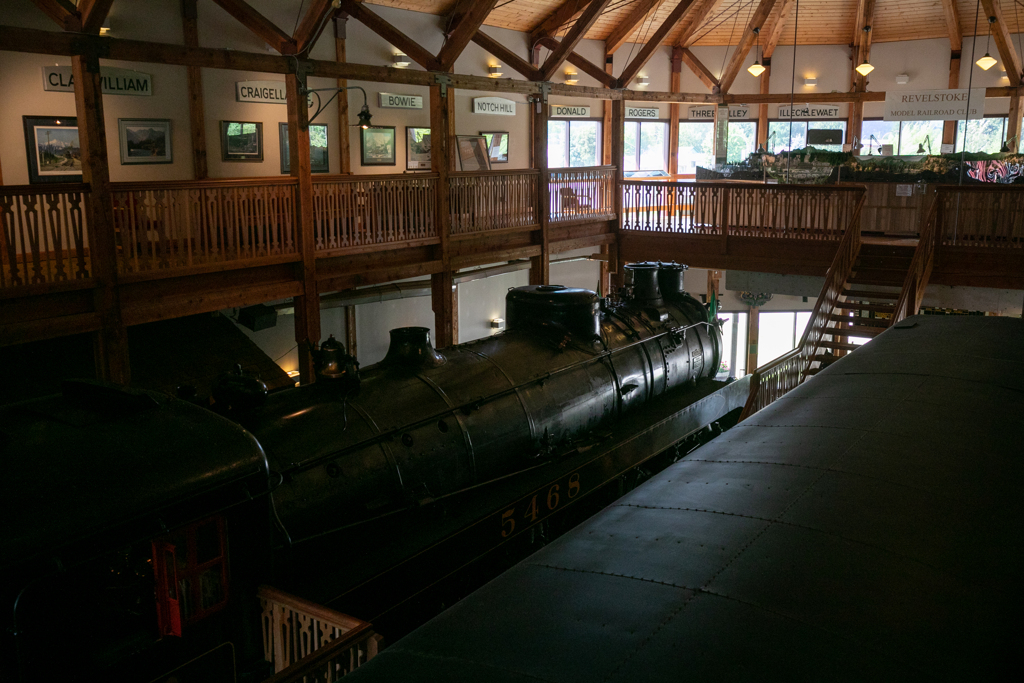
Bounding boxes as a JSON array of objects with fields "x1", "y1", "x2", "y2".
[
  {"x1": 883, "y1": 89, "x2": 985, "y2": 121},
  {"x1": 42, "y1": 66, "x2": 152, "y2": 96},
  {"x1": 688, "y1": 105, "x2": 751, "y2": 120}
]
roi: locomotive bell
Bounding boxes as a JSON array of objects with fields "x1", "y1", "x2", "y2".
[
  {"x1": 314, "y1": 336, "x2": 351, "y2": 379},
  {"x1": 382, "y1": 327, "x2": 446, "y2": 369}
]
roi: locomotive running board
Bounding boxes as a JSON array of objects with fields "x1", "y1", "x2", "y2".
[{"x1": 286, "y1": 375, "x2": 751, "y2": 631}]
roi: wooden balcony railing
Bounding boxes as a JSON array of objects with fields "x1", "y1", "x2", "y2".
[
  {"x1": 1, "y1": 183, "x2": 91, "y2": 289},
  {"x1": 258, "y1": 585, "x2": 381, "y2": 680},
  {"x1": 110, "y1": 178, "x2": 298, "y2": 277},
  {"x1": 892, "y1": 194, "x2": 941, "y2": 324},
  {"x1": 934, "y1": 185, "x2": 1024, "y2": 248},
  {"x1": 548, "y1": 166, "x2": 616, "y2": 223},
  {"x1": 449, "y1": 169, "x2": 538, "y2": 235},
  {"x1": 740, "y1": 192, "x2": 866, "y2": 420},
  {"x1": 313, "y1": 174, "x2": 437, "y2": 253},
  {"x1": 622, "y1": 181, "x2": 864, "y2": 239}
]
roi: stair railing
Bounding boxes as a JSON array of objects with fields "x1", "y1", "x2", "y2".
[
  {"x1": 891, "y1": 193, "x2": 940, "y2": 324},
  {"x1": 740, "y1": 192, "x2": 866, "y2": 420}
]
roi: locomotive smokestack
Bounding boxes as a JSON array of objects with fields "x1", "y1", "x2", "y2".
[
  {"x1": 624, "y1": 262, "x2": 663, "y2": 304},
  {"x1": 657, "y1": 262, "x2": 689, "y2": 300},
  {"x1": 382, "y1": 327, "x2": 446, "y2": 369}
]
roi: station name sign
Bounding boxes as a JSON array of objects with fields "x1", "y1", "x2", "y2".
[
  {"x1": 883, "y1": 88, "x2": 985, "y2": 121},
  {"x1": 473, "y1": 97, "x2": 516, "y2": 115},
  {"x1": 778, "y1": 104, "x2": 842, "y2": 119},
  {"x1": 626, "y1": 106, "x2": 659, "y2": 119},
  {"x1": 379, "y1": 92, "x2": 423, "y2": 109},
  {"x1": 42, "y1": 66, "x2": 152, "y2": 96},
  {"x1": 688, "y1": 105, "x2": 750, "y2": 120},
  {"x1": 550, "y1": 105, "x2": 591, "y2": 117},
  {"x1": 236, "y1": 80, "x2": 287, "y2": 104}
]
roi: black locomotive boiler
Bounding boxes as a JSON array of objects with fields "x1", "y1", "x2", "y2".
[{"x1": 1, "y1": 262, "x2": 744, "y2": 683}]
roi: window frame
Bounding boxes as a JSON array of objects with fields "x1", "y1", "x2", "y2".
[
  {"x1": 624, "y1": 118, "x2": 671, "y2": 172},
  {"x1": 547, "y1": 117, "x2": 604, "y2": 169}
]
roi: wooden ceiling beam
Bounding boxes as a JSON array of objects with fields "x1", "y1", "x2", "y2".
[
  {"x1": 604, "y1": 0, "x2": 662, "y2": 55},
  {"x1": 679, "y1": 47, "x2": 719, "y2": 91},
  {"x1": 537, "y1": 0, "x2": 612, "y2": 82},
  {"x1": 674, "y1": 0, "x2": 716, "y2": 48},
  {"x1": 529, "y1": 0, "x2": 595, "y2": 42},
  {"x1": 980, "y1": 0, "x2": 1022, "y2": 87},
  {"x1": 338, "y1": 0, "x2": 441, "y2": 71},
  {"x1": 472, "y1": 29, "x2": 541, "y2": 79},
  {"x1": 852, "y1": 0, "x2": 876, "y2": 91},
  {"x1": 718, "y1": 0, "x2": 778, "y2": 94},
  {"x1": 31, "y1": 0, "x2": 81, "y2": 32},
  {"x1": 210, "y1": 0, "x2": 297, "y2": 54},
  {"x1": 761, "y1": 0, "x2": 796, "y2": 60},
  {"x1": 293, "y1": 0, "x2": 336, "y2": 54},
  {"x1": 436, "y1": 0, "x2": 500, "y2": 71},
  {"x1": 77, "y1": 0, "x2": 115, "y2": 34},
  {"x1": 938, "y1": 0, "x2": 962, "y2": 52},
  {"x1": 617, "y1": 0, "x2": 698, "y2": 88},
  {"x1": 538, "y1": 35, "x2": 616, "y2": 87}
]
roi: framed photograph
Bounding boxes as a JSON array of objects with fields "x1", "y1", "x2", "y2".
[
  {"x1": 23, "y1": 115, "x2": 81, "y2": 183},
  {"x1": 480, "y1": 131, "x2": 509, "y2": 164},
  {"x1": 279, "y1": 123, "x2": 330, "y2": 173},
  {"x1": 360, "y1": 126, "x2": 396, "y2": 166},
  {"x1": 406, "y1": 127, "x2": 432, "y2": 170},
  {"x1": 456, "y1": 135, "x2": 491, "y2": 172},
  {"x1": 118, "y1": 118, "x2": 172, "y2": 165},
  {"x1": 220, "y1": 120, "x2": 263, "y2": 161}
]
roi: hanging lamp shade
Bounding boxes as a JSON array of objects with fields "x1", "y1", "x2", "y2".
[
  {"x1": 976, "y1": 53, "x2": 998, "y2": 70},
  {"x1": 855, "y1": 61, "x2": 875, "y2": 76},
  {"x1": 748, "y1": 62, "x2": 766, "y2": 77}
]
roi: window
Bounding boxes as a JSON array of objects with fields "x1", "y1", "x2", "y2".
[
  {"x1": 678, "y1": 121, "x2": 714, "y2": 174},
  {"x1": 767, "y1": 120, "x2": 847, "y2": 152},
  {"x1": 152, "y1": 516, "x2": 230, "y2": 636},
  {"x1": 727, "y1": 121, "x2": 758, "y2": 163},
  {"x1": 897, "y1": 120, "x2": 944, "y2": 155},
  {"x1": 624, "y1": 120, "x2": 668, "y2": 171},
  {"x1": 547, "y1": 120, "x2": 602, "y2": 168},
  {"x1": 861, "y1": 120, "x2": 900, "y2": 152},
  {"x1": 955, "y1": 117, "x2": 1008, "y2": 153},
  {"x1": 716, "y1": 311, "x2": 749, "y2": 379},
  {"x1": 756, "y1": 311, "x2": 812, "y2": 368}
]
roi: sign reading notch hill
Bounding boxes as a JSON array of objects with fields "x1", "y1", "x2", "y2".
[
  {"x1": 884, "y1": 88, "x2": 985, "y2": 121},
  {"x1": 473, "y1": 97, "x2": 516, "y2": 115}
]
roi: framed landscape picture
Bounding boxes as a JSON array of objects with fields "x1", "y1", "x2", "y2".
[
  {"x1": 23, "y1": 115, "x2": 81, "y2": 183},
  {"x1": 361, "y1": 126, "x2": 396, "y2": 166},
  {"x1": 220, "y1": 120, "x2": 263, "y2": 161},
  {"x1": 481, "y1": 131, "x2": 509, "y2": 164},
  {"x1": 456, "y1": 135, "x2": 491, "y2": 172},
  {"x1": 118, "y1": 119, "x2": 172, "y2": 165},
  {"x1": 406, "y1": 127, "x2": 431, "y2": 170},
  {"x1": 279, "y1": 122, "x2": 329, "y2": 173}
]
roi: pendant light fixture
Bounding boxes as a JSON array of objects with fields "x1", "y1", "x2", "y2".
[
  {"x1": 748, "y1": 27, "x2": 765, "y2": 77},
  {"x1": 855, "y1": 25, "x2": 874, "y2": 76},
  {"x1": 977, "y1": 17, "x2": 998, "y2": 70}
]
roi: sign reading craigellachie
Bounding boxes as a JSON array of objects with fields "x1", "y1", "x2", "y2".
[
  {"x1": 883, "y1": 88, "x2": 985, "y2": 121},
  {"x1": 236, "y1": 81, "x2": 287, "y2": 104},
  {"x1": 43, "y1": 66, "x2": 152, "y2": 96}
]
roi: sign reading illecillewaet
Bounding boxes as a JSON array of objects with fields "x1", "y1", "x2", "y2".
[
  {"x1": 883, "y1": 88, "x2": 985, "y2": 121},
  {"x1": 43, "y1": 66, "x2": 152, "y2": 96},
  {"x1": 778, "y1": 105, "x2": 843, "y2": 119},
  {"x1": 379, "y1": 92, "x2": 423, "y2": 109}
]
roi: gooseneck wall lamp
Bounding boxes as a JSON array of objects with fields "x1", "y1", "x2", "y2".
[{"x1": 303, "y1": 85, "x2": 373, "y2": 129}]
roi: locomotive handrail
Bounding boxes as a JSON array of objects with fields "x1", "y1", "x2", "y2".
[{"x1": 278, "y1": 319, "x2": 720, "y2": 479}]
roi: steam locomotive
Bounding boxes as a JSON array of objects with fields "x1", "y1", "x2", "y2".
[{"x1": 1, "y1": 262, "x2": 738, "y2": 683}]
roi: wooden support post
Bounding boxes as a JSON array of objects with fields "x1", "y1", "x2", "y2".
[
  {"x1": 74, "y1": 50, "x2": 129, "y2": 384},
  {"x1": 181, "y1": 0, "x2": 208, "y2": 179},
  {"x1": 531, "y1": 95, "x2": 550, "y2": 285},
  {"x1": 668, "y1": 48, "x2": 682, "y2": 175},
  {"x1": 602, "y1": 53, "x2": 613, "y2": 166},
  {"x1": 849, "y1": 101, "x2": 864, "y2": 150},
  {"x1": 942, "y1": 51, "x2": 961, "y2": 146},
  {"x1": 334, "y1": 15, "x2": 351, "y2": 174},
  {"x1": 714, "y1": 104, "x2": 729, "y2": 166},
  {"x1": 747, "y1": 305, "x2": 760, "y2": 374},
  {"x1": 757, "y1": 61, "x2": 770, "y2": 146},
  {"x1": 287, "y1": 69, "x2": 320, "y2": 384},
  {"x1": 344, "y1": 305, "x2": 357, "y2": 360},
  {"x1": 599, "y1": 243, "x2": 611, "y2": 297},
  {"x1": 430, "y1": 82, "x2": 456, "y2": 348},
  {"x1": 610, "y1": 99, "x2": 625, "y2": 289},
  {"x1": 1007, "y1": 89, "x2": 1023, "y2": 152}
]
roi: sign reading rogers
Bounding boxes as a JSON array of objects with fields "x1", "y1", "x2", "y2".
[
  {"x1": 883, "y1": 88, "x2": 985, "y2": 121},
  {"x1": 626, "y1": 107, "x2": 659, "y2": 119}
]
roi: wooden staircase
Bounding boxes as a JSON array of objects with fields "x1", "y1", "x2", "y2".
[{"x1": 806, "y1": 242, "x2": 915, "y2": 374}]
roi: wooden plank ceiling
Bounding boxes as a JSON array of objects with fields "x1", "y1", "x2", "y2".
[{"x1": 369, "y1": 0, "x2": 1024, "y2": 46}]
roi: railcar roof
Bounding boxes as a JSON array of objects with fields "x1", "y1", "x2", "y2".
[
  {"x1": 348, "y1": 315, "x2": 1024, "y2": 682},
  {"x1": 0, "y1": 382, "x2": 268, "y2": 574}
]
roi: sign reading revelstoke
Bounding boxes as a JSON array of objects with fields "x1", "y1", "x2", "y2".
[
  {"x1": 688, "y1": 105, "x2": 751, "y2": 120},
  {"x1": 378, "y1": 92, "x2": 423, "y2": 109},
  {"x1": 473, "y1": 97, "x2": 517, "y2": 115},
  {"x1": 883, "y1": 88, "x2": 985, "y2": 121},
  {"x1": 42, "y1": 66, "x2": 152, "y2": 96},
  {"x1": 550, "y1": 104, "x2": 591, "y2": 117}
]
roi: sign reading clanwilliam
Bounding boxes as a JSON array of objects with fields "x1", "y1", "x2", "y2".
[{"x1": 884, "y1": 89, "x2": 985, "y2": 121}]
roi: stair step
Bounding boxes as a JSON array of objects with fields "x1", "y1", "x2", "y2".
[
  {"x1": 843, "y1": 289, "x2": 899, "y2": 300},
  {"x1": 855, "y1": 256, "x2": 913, "y2": 269},
  {"x1": 828, "y1": 323, "x2": 885, "y2": 338},
  {"x1": 834, "y1": 302, "x2": 895, "y2": 313},
  {"x1": 803, "y1": 367, "x2": 823, "y2": 376},
  {"x1": 846, "y1": 277, "x2": 907, "y2": 287},
  {"x1": 828, "y1": 315, "x2": 889, "y2": 334},
  {"x1": 849, "y1": 268, "x2": 907, "y2": 284},
  {"x1": 819, "y1": 339, "x2": 864, "y2": 351}
]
